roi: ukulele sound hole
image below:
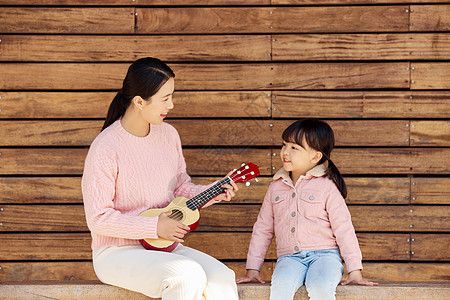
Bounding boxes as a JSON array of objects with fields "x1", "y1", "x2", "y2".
[{"x1": 169, "y1": 209, "x2": 184, "y2": 222}]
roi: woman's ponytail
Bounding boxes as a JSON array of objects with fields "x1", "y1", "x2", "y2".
[
  {"x1": 326, "y1": 159, "x2": 347, "y2": 199},
  {"x1": 102, "y1": 90, "x2": 128, "y2": 131}
]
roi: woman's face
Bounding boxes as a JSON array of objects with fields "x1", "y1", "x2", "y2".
[{"x1": 141, "y1": 78, "x2": 175, "y2": 125}]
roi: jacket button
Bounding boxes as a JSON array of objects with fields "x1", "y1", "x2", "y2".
[
  {"x1": 292, "y1": 193, "x2": 296, "y2": 198},
  {"x1": 309, "y1": 195, "x2": 315, "y2": 200},
  {"x1": 294, "y1": 246, "x2": 299, "y2": 252},
  {"x1": 275, "y1": 196, "x2": 279, "y2": 201},
  {"x1": 291, "y1": 227, "x2": 295, "y2": 232},
  {"x1": 291, "y1": 211, "x2": 296, "y2": 217}
]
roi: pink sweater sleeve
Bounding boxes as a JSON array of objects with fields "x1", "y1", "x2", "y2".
[
  {"x1": 326, "y1": 184, "x2": 363, "y2": 273},
  {"x1": 82, "y1": 143, "x2": 159, "y2": 240},
  {"x1": 246, "y1": 186, "x2": 275, "y2": 271}
]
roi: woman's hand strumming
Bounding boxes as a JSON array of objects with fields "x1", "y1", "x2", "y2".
[{"x1": 156, "y1": 211, "x2": 190, "y2": 243}]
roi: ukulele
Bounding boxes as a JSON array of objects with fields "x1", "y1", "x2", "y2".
[{"x1": 139, "y1": 162, "x2": 260, "y2": 252}]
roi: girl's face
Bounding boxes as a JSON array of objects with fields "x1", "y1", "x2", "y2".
[
  {"x1": 280, "y1": 137, "x2": 322, "y2": 178},
  {"x1": 141, "y1": 77, "x2": 175, "y2": 125}
]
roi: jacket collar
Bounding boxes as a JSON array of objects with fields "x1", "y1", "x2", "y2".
[{"x1": 273, "y1": 163, "x2": 327, "y2": 181}]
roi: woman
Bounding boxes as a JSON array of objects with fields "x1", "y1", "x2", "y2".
[{"x1": 82, "y1": 57, "x2": 239, "y2": 299}]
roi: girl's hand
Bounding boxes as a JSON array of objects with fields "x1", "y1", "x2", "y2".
[
  {"x1": 341, "y1": 270, "x2": 378, "y2": 286},
  {"x1": 236, "y1": 269, "x2": 265, "y2": 284},
  {"x1": 156, "y1": 211, "x2": 190, "y2": 243},
  {"x1": 212, "y1": 171, "x2": 239, "y2": 203}
]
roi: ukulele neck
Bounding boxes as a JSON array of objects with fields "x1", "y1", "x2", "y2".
[{"x1": 186, "y1": 177, "x2": 232, "y2": 210}]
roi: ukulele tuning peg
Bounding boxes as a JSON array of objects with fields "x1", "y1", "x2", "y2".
[{"x1": 246, "y1": 182, "x2": 251, "y2": 187}]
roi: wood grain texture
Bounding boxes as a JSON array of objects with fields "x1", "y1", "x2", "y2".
[
  {"x1": 410, "y1": 5, "x2": 450, "y2": 31},
  {"x1": 0, "y1": 120, "x2": 414, "y2": 147},
  {"x1": 411, "y1": 63, "x2": 450, "y2": 89},
  {"x1": 0, "y1": 63, "x2": 409, "y2": 90},
  {"x1": 345, "y1": 177, "x2": 410, "y2": 205},
  {"x1": 136, "y1": 6, "x2": 408, "y2": 34},
  {"x1": 0, "y1": 91, "x2": 270, "y2": 118},
  {"x1": 410, "y1": 121, "x2": 450, "y2": 147},
  {"x1": 0, "y1": 177, "x2": 82, "y2": 204},
  {"x1": 411, "y1": 234, "x2": 450, "y2": 261},
  {"x1": 272, "y1": 91, "x2": 450, "y2": 118},
  {"x1": 0, "y1": 7, "x2": 134, "y2": 34},
  {"x1": 411, "y1": 178, "x2": 450, "y2": 205},
  {"x1": 0, "y1": 35, "x2": 271, "y2": 62},
  {"x1": 272, "y1": 33, "x2": 450, "y2": 60},
  {"x1": 272, "y1": 120, "x2": 410, "y2": 147},
  {"x1": 269, "y1": 63, "x2": 409, "y2": 89},
  {"x1": 274, "y1": 148, "x2": 450, "y2": 175}
]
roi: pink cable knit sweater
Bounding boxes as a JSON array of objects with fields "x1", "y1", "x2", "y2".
[{"x1": 82, "y1": 120, "x2": 206, "y2": 250}]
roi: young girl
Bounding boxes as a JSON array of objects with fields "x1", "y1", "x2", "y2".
[
  {"x1": 82, "y1": 57, "x2": 239, "y2": 300},
  {"x1": 236, "y1": 119, "x2": 377, "y2": 299}
]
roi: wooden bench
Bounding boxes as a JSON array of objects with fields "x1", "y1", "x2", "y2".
[{"x1": 1, "y1": 282, "x2": 449, "y2": 299}]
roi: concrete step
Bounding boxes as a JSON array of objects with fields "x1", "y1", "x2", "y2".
[{"x1": 0, "y1": 282, "x2": 449, "y2": 299}]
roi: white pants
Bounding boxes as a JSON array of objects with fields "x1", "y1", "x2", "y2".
[{"x1": 93, "y1": 244, "x2": 239, "y2": 300}]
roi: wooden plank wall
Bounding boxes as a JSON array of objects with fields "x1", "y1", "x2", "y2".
[{"x1": 0, "y1": 0, "x2": 449, "y2": 284}]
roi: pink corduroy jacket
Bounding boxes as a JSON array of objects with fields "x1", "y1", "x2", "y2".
[{"x1": 246, "y1": 164, "x2": 363, "y2": 273}]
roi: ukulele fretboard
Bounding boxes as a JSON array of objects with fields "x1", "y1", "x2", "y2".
[{"x1": 186, "y1": 177, "x2": 231, "y2": 210}]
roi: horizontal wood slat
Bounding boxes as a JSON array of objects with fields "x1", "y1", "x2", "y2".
[
  {"x1": 0, "y1": 63, "x2": 410, "y2": 90},
  {"x1": 3, "y1": 91, "x2": 449, "y2": 119},
  {"x1": 2, "y1": 205, "x2": 447, "y2": 233},
  {"x1": 2, "y1": 34, "x2": 450, "y2": 62},
  {"x1": 411, "y1": 178, "x2": 450, "y2": 205},
  {"x1": 411, "y1": 63, "x2": 450, "y2": 90},
  {"x1": 0, "y1": 120, "x2": 414, "y2": 147},
  {"x1": 272, "y1": 33, "x2": 450, "y2": 61},
  {"x1": 2, "y1": 148, "x2": 449, "y2": 175},
  {"x1": 271, "y1": 120, "x2": 409, "y2": 147},
  {"x1": 0, "y1": 177, "x2": 82, "y2": 204},
  {"x1": 0, "y1": 35, "x2": 271, "y2": 62},
  {"x1": 0, "y1": 0, "x2": 270, "y2": 5},
  {"x1": 273, "y1": 148, "x2": 450, "y2": 175},
  {"x1": 410, "y1": 121, "x2": 450, "y2": 147},
  {"x1": 0, "y1": 148, "x2": 272, "y2": 176},
  {"x1": 0, "y1": 8, "x2": 135, "y2": 34},
  {"x1": 0, "y1": 261, "x2": 448, "y2": 284},
  {"x1": 6, "y1": 176, "x2": 441, "y2": 205},
  {"x1": 0, "y1": 91, "x2": 271, "y2": 118},
  {"x1": 411, "y1": 234, "x2": 450, "y2": 261},
  {"x1": 0, "y1": 0, "x2": 443, "y2": 5},
  {"x1": 410, "y1": 5, "x2": 450, "y2": 31},
  {"x1": 272, "y1": 91, "x2": 450, "y2": 118},
  {"x1": 136, "y1": 6, "x2": 409, "y2": 34},
  {"x1": 0, "y1": 233, "x2": 412, "y2": 261}
]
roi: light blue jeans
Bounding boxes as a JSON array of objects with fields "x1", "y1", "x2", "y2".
[{"x1": 270, "y1": 248, "x2": 344, "y2": 300}]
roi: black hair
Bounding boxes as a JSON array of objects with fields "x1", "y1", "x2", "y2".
[
  {"x1": 282, "y1": 118, "x2": 347, "y2": 198},
  {"x1": 102, "y1": 57, "x2": 175, "y2": 131}
]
